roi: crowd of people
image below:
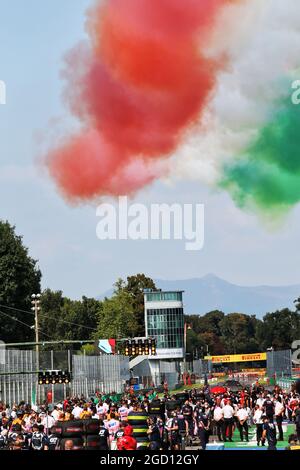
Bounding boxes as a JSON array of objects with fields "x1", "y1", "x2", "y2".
[{"x1": 0, "y1": 381, "x2": 300, "y2": 451}]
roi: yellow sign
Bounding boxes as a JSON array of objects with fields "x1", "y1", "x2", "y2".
[{"x1": 204, "y1": 353, "x2": 267, "y2": 363}]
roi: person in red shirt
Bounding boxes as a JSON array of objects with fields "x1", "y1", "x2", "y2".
[
  {"x1": 240, "y1": 390, "x2": 245, "y2": 407},
  {"x1": 117, "y1": 425, "x2": 137, "y2": 451},
  {"x1": 63, "y1": 397, "x2": 69, "y2": 412}
]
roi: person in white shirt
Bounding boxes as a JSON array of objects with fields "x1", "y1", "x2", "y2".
[
  {"x1": 42, "y1": 411, "x2": 56, "y2": 431},
  {"x1": 97, "y1": 402, "x2": 109, "y2": 416},
  {"x1": 274, "y1": 398, "x2": 285, "y2": 441},
  {"x1": 253, "y1": 405, "x2": 265, "y2": 447},
  {"x1": 118, "y1": 403, "x2": 130, "y2": 421},
  {"x1": 236, "y1": 404, "x2": 249, "y2": 442},
  {"x1": 256, "y1": 394, "x2": 265, "y2": 409},
  {"x1": 51, "y1": 406, "x2": 60, "y2": 422},
  {"x1": 213, "y1": 405, "x2": 224, "y2": 441},
  {"x1": 91, "y1": 408, "x2": 100, "y2": 420},
  {"x1": 72, "y1": 404, "x2": 83, "y2": 419},
  {"x1": 222, "y1": 400, "x2": 234, "y2": 442}
]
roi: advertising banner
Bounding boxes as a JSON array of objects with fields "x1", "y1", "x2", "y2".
[{"x1": 204, "y1": 352, "x2": 267, "y2": 363}]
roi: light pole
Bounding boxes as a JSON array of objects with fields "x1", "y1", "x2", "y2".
[
  {"x1": 31, "y1": 294, "x2": 41, "y2": 369},
  {"x1": 183, "y1": 323, "x2": 191, "y2": 372}
]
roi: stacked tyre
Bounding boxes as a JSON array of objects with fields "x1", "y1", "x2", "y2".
[
  {"x1": 52, "y1": 419, "x2": 101, "y2": 450},
  {"x1": 127, "y1": 412, "x2": 149, "y2": 450},
  {"x1": 148, "y1": 400, "x2": 165, "y2": 420},
  {"x1": 52, "y1": 421, "x2": 85, "y2": 450},
  {"x1": 84, "y1": 419, "x2": 101, "y2": 450}
]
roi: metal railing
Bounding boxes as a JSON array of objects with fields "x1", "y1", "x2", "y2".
[{"x1": 0, "y1": 349, "x2": 129, "y2": 405}]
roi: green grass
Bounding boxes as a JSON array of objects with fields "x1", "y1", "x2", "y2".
[{"x1": 223, "y1": 423, "x2": 295, "y2": 450}]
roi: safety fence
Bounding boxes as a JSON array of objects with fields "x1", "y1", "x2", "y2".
[
  {"x1": 267, "y1": 349, "x2": 292, "y2": 378},
  {"x1": 0, "y1": 349, "x2": 129, "y2": 406},
  {"x1": 0, "y1": 349, "x2": 37, "y2": 405}
]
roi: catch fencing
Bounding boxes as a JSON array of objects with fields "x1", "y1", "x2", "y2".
[
  {"x1": 0, "y1": 349, "x2": 37, "y2": 405},
  {"x1": 71, "y1": 354, "x2": 128, "y2": 397},
  {"x1": 267, "y1": 349, "x2": 292, "y2": 378},
  {"x1": 0, "y1": 349, "x2": 129, "y2": 406}
]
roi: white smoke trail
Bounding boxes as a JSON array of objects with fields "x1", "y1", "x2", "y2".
[{"x1": 168, "y1": 0, "x2": 300, "y2": 185}]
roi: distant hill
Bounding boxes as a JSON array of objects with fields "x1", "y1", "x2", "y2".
[{"x1": 98, "y1": 274, "x2": 300, "y2": 318}]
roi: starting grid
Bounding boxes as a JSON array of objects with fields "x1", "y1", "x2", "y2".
[{"x1": 220, "y1": 423, "x2": 293, "y2": 451}]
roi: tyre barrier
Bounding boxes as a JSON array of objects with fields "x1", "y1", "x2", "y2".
[
  {"x1": 127, "y1": 412, "x2": 148, "y2": 427},
  {"x1": 59, "y1": 437, "x2": 84, "y2": 450},
  {"x1": 52, "y1": 420, "x2": 101, "y2": 450},
  {"x1": 84, "y1": 419, "x2": 101, "y2": 435},
  {"x1": 131, "y1": 424, "x2": 148, "y2": 439},
  {"x1": 135, "y1": 436, "x2": 149, "y2": 450},
  {"x1": 148, "y1": 400, "x2": 165, "y2": 419},
  {"x1": 84, "y1": 435, "x2": 101, "y2": 450},
  {"x1": 52, "y1": 420, "x2": 85, "y2": 438},
  {"x1": 127, "y1": 412, "x2": 149, "y2": 450},
  {"x1": 53, "y1": 418, "x2": 150, "y2": 450}
]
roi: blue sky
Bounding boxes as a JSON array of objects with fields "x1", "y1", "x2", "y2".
[{"x1": 0, "y1": 0, "x2": 300, "y2": 299}]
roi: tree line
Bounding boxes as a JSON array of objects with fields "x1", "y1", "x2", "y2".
[
  {"x1": 0, "y1": 220, "x2": 300, "y2": 354},
  {"x1": 185, "y1": 309, "x2": 300, "y2": 358}
]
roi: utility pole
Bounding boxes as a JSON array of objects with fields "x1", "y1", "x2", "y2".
[
  {"x1": 183, "y1": 323, "x2": 191, "y2": 372},
  {"x1": 31, "y1": 293, "x2": 41, "y2": 369}
]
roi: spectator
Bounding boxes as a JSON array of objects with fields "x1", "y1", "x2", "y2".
[{"x1": 117, "y1": 425, "x2": 137, "y2": 451}]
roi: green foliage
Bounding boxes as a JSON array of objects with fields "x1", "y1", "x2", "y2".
[
  {"x1": 38, "y1": 274, "x2": 156, "y2": 346},
  {"x1": 187, "y1": 311, "x2": 225, "y2": 335},
  {"x1": 80, "y1": 343, "x2": 97, "y2": 355},
  {"x1": 186, "y1": 306, "x2": 300, "y2": 356},
  {"x1": 256, "y1": 308, "x2": 300, "y2": 350},
  {"x1": 0, "y1": 221, "x2": 41, "y2": 343},
  {"x1": 123, "y1": 274, "x2": 156, "y2": 336},
  {"x1": 219, "y1": 313, "x2": 261, "y2": 354},
  {"x1": 95, "y1": 281, "x2": 138, "y2": 339},
  {"x1": 39, "y1": 289, "x2": 101, "y2": 348}
]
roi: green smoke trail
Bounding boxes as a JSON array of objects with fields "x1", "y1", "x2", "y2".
[{"x1": 220, "y1": 95, "x2": 300, "y2": 212}]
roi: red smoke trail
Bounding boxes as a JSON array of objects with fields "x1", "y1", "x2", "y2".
[{"x1": 47, "y1": 0, "x2": 235, "y2": 201}]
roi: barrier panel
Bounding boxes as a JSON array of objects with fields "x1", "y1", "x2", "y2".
[{"x1": 0, "y1": 349, "x2": 129, "y2": 405}]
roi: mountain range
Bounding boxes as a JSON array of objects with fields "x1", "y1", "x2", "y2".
[{"x1": 99, "y1": 274, "x2": 300, "y2": 318}]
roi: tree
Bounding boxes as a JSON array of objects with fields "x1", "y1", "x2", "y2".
[
  {"x1": 186, "y1": 329, "x2": 203, "y2": 358},
  {"x1": 219, "y1": 313, "x2": 261, "y2": 354},
  {"x1": 257, "y1": 309, "x2": 300, "y2": 350},
  {"x1": 39, "y1": 289, "x2": 64, "y2": 343},
  {"x1": 61, "y1": 297, "x2": 101, "y2": 341},
  {"x1": 39, "y1": 289, "x2": 101, "y2": 347},
  {"x1": 189, "y1": 311, "x2": 225, "y2": 336},
  {"x1": 0, "y1": 221, "x2": 41, "y2": 343},
  {"x1": 185, "y1": 311, "x2": 226, "y2": 356},
  {"x1": 95, "y1": 281, "x2": 137, "y2": 339},
  {"x1": 123, "y1": 274, "x2": 156, "y2": 336},
  {"x1": 80, "y1": 343, "x2": 97, "y2": 356},
  {"x1": 199, "y1": 331, "x2": 226, "y2": 356}
]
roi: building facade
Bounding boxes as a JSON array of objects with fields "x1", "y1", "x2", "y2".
[{"x1": 144, "y1": 289, "x2": 184, "y2": 360}]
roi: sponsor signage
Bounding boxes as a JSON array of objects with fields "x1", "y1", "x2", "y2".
[
  {"x1": 204, "y1": 352, "x2": 267, "y2": 363},
  {"x1": 154, "y1": 348, "x2": 184, "y2": 359}
]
